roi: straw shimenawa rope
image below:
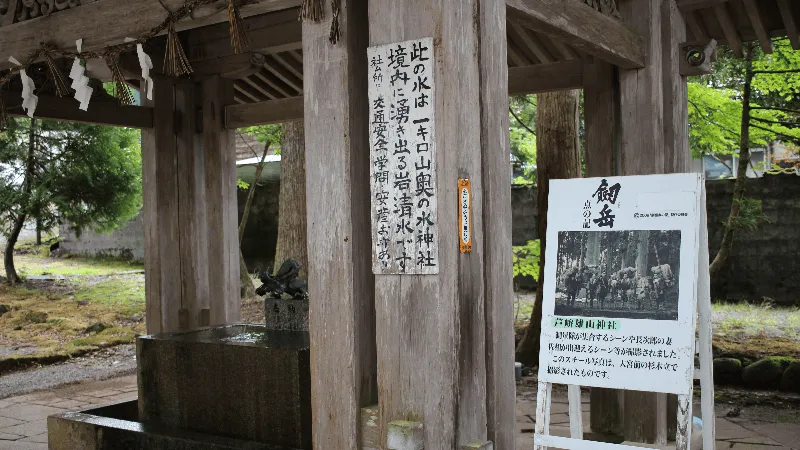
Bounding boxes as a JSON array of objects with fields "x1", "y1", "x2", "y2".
[
  {"x1": 228, "y1": 0, "x2": 251, "y2": 54},
  {"x1": 106, "y1": 53, "x2": 136, "y2": 106},
  {"x1": 42, "y1": 43, "x2": 71, "y2": 97}
]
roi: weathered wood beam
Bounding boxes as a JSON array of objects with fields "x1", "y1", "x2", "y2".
[
  {"x1": 0, "y1": 0, "x2": 299, "y2": 71},
  {"x1": 506, "y1": 0, "x2": 645, "y2": 69},
  {"x1": 676, "y1": 0, "x2": 727, "y2": 12},
  {"x1": 269, "y1": 53, "x2": 303, "y2": 79},
  {"x1": 225, "y1": 96, "x2": 303, "y2": 129},
  {"x1": 742, "y1": 0, "x2": 773, "y2": 53},
  {"x1": 508, "y1": 60, "x2": 584, "y2": 95},
  {"x1": 2, "y1": 90, "x2": 153, "y2": 128},
  {"x1": 233, "y1": 82, "x2": 263, "y2": 102},
  {"x1": 263, "y1": 59, "x2": 303, "y2": 93},
  {"x1": 509, "y1": 22, "x2": 555, "y2": 63},
  {"x1": 253, "y1": 70, "x2": 293, "y2": 97},
  {"x1": 684, "y1": 10, "x2": 708, "y2": 41},
  {"x1": 186, "y1": 8, "x2": 302, "y2": 61},
  {"x1": 715, "y1": 3, "x2": 744, "y2": 57},
  {"x1": 191, "y1": 52, "x2": 266, "y2": 79},
  {"x1": 541, "y1": 34, "x2": 579, "y2": 60},
  {"x1": 776, "y1": 0, "x2": 800, "y2": 50},
  {"x1": 507, "y1": 39, "x2": 530, "y2": 67}
]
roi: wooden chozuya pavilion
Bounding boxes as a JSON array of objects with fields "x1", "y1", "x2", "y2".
[{"x1": 0, "y1": 0, "x2": 797, "y2": 448}]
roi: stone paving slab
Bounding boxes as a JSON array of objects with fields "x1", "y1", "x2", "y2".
[
  {"x1": 0, "y1": 375, "x2": 136, "y2": 448},
  {"x1": 0, "y1": 374, "x2": 795, "y2": 449}
]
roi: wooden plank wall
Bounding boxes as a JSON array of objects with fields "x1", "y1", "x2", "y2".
[{"x1": 302, "y1": 0, "x2": 377, "y2": 448}]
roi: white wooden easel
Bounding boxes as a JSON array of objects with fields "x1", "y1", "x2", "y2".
[{"x1": 534, "y1": 186, "x2": 716, "y2": 450}]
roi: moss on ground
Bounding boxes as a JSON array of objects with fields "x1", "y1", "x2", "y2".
[{"x1": 0, "y1": 253, "x2": 146, "y2": 373}]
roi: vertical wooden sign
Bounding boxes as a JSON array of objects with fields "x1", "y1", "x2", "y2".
[
  {"x1": 459, "y1": 178, "x2": 472, "y2": 253},
  {"x1": 367, "y1": 37, "x2": 439, "y2": 274}
]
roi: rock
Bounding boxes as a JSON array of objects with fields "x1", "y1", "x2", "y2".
[
  {"x1": 0, "y1": 304, "x2": 10, "y2": 317},
  {"x1": 84, "y1": 322, "x2": 107, "y2": 334},
  {"x1": 780, "y1": 361, "x2": 800, "y2": 393},
  {"x1": 713, "y1": 358, "x2": 742, "y2": 385},
  {"x1": 742, "y1": 356, "x2": 792, "y2": 390},
  {"x1": 131, "y1": 313, "x2": 143, "y2": 322}
]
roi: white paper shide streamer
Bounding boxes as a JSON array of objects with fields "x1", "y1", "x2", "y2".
[
  {"x1": 8, "y1": 56, "x2": 38, "y2": 118},
  {"x1": 69, "y1": 39, "x2": 93, "y2": 111},
  {"x1": 125, "y1": 37, "x2": 153, "y2": 101}
]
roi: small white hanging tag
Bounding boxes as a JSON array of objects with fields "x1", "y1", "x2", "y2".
[
  {"x1": 69, "y1": 39, "x2": 92, "y2": 111},
  {"x1": 9, "y1": 57, "x2": 38, "y2": 118},
  {"x1": 126, "y1": 37, "x2": 153, "y2": 101}
]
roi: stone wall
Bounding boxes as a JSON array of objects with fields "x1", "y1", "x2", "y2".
[
  {"x1": 508, "y1": 176, "x2": 800, "y2": 305},
  {"x1": 706, "y1": 175, "x2": 800, "y2": 306},
  {"x1": 59, "y1": 175, "x2": 800, "y2": 305},
  {"x1": 512, "y1": 185, "x2": 538, "y2": 245},
  {"x1": 238, "y1": 181, "x2": 281, "y2": 272}
]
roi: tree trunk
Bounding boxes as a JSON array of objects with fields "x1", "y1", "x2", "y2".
[
  {"x1": 515, "y1": 90, "x2": 581, "y2": 367},
  {"x1": 273, "y1": 121, "x2": 308, "y2": 280},
  {"x1": 238, "y1": 140, "x2": 271, "y2": 299},
  {"x1": 35, "y1": 219, "x2": 41, "y2": 246},
  {"x1": 6, "y1": 118, "x2": 37, "y2": 284},
  {"x1": 709, "y1": 43, "x2": 753, "y2": 278}
]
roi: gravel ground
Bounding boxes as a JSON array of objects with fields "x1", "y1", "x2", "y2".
[{"x1": 0, "y1": 344, "x2": 136, "y2": 399}]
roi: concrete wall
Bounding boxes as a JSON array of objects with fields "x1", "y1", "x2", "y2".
[
  {"x1": 59, "y1": 214, "x2": 145, "y2": 261},
  {"x1": 59, "y1": 182, "x2": 281, "y2": 270}
]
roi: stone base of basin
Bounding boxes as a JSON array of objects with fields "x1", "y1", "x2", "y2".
[{"x1": 47, "y1": 399, "x2": 299, "y2": 450}]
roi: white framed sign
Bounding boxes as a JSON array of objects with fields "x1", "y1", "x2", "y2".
[
  {"x1": 537, "y1": 173, "x2": 704, "y2": 395},
  {"x1": 367, "y1": 37, "x2": 439, "y2": 275}
]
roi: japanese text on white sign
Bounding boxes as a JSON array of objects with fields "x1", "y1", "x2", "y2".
[{"x1": 368, "y1": 37, "x2": 438, "y2": 275}]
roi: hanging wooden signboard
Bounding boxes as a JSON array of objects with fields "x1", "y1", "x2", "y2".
[
  {"x1": 534, "y1": 173, "x2": 715, "y2": 450},
  {"x1": 367, "y1": 37, "x2": 438, "y2": 275},
  {"x1": 459, "y1": 178, "x2": 472, "y2": 253}
]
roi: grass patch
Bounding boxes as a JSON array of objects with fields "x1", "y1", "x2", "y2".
[
  {"x1": 15, "y1": 253, "x2": 143, "y2": 278},
  {"x1": 712, "y1": 301, "x2": 800, "y2": 340}
]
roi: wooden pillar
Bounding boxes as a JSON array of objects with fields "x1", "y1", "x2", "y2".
[
  {"x1": 368, "y1": 0, "x2": 513, "y2": 447},
  {"x1": 141, "y1": 75, "x2": 240, "y2": 334},
  {"x1": 202, "y1": 75, "x2": 241, "y2": 326},
  {"x1": 616, "y1": 0, "x2": 689, "y2": 443},
  {"x1": 584, "y1": 57, "x2": 624, "y2": 436},
  {"x1": 302, "y1": 1, "x2": 378, "y2": 448},
  {"x1": 142, "y1": 77, "x2": 181, "y2": 334},
  {"x1": 480, "y1": 0, "x2": 516, "y2": 448}
]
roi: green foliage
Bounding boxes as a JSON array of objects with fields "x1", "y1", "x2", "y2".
[
  {"x1": 688, "y1": 39, "x2": 800, "y2": 161},
  {"x1": 512, "y1": 239, "x2": 540, "y2": 281},
  {"x1": 727, "y1": 197, "x2": 770, "y2": 232},
  {"x1": 240, "y1": 124, "x2": 282, "y2": 155},
  {"x1": 509, "y1": 95, "x2": 537, "y2": 183},
  {"x1": 237, "y1": 178, "x2": 250, "y2": 190},
  {"x1": 0, "y1": 118, "x2": 142, "y2": 240}
]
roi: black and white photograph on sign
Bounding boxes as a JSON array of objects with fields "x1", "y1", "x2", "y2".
[{"x1": 554, "y1": 230, "x2": 681, "y2": 321}]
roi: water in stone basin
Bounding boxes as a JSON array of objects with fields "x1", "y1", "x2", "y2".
[{"x1": 163, "y1": 324, "x2": 310, "y2": 349}]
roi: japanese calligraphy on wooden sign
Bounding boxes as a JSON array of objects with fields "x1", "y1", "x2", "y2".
[
  {"x1": 368, "y1": 37, "x2": 438, "y2": 275},
  {"x1": 537, "y1": 173, "x2": 704, "y2": 395},
  {"x1": 459, "y1": 179, "x2": 472, "y2": 253}
]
